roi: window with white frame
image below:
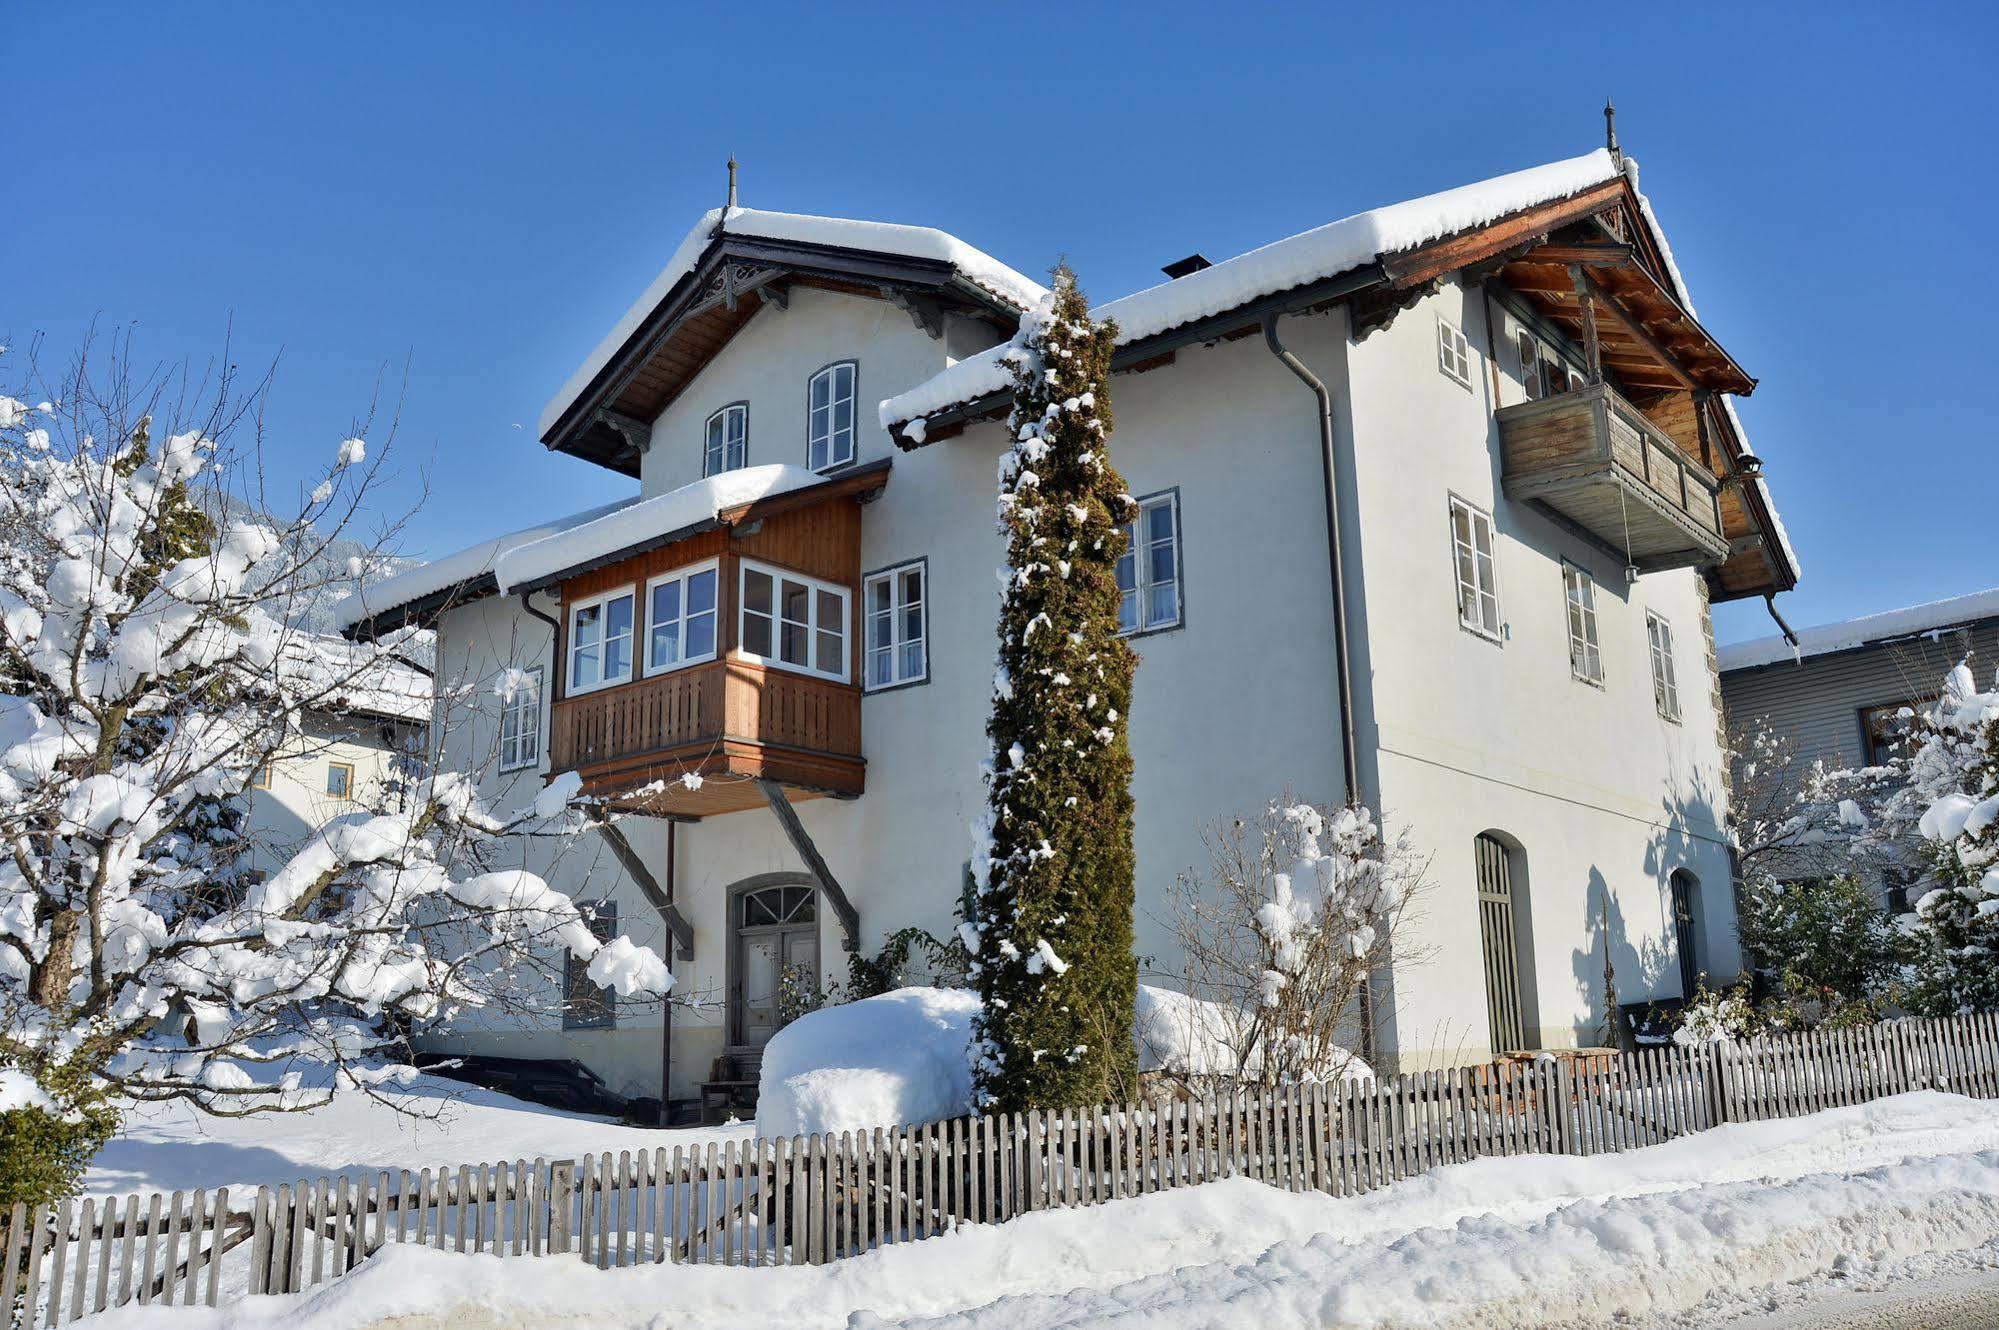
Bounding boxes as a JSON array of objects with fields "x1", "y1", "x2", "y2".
[
  {"x1": 567, "y1": 587, "x2": 635, "y2": 693},
  {"x1": 499, "y1": 665, "x2": 543, "y2": 771},
  {"x1": 1437, "y1": 316, "x2": 1473, "y2": 388},
  {"x1": 807, "y1": 362, "x2": 857, "y2": 472},
  {"x1": 704, "y1": 403, "x2": 748, "y2": 476},
  {"x1": 863, "y1": 559, "x2": 927, "y2": 690},
  {"x1": 1116, "y1": 492, "x2": 1181, "y2": 635},
  {"x1": 1450, "y1": 497, "x2": 1501, "y2": 638},
  {"x1": 1516, "y1": 327, "x2": 1585, "y2": 400},
  {"x1": 1564, "y1": 563, "x2": 1604, "y2": 683},
  {"x1": 739, "y1": 560, "x2": 849, "y2": 681},
  {"x1": 645, "y1": 562, "x2": 719, "y2": 674},
  {"x1": 1647, "y1": 612, "x2": 1680, "y2": 720}
]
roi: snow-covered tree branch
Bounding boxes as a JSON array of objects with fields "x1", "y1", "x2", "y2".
[{"x1": 0, "y1": 341, "x2": 669, "y2": 1137}]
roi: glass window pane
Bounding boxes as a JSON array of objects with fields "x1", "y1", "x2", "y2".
[
  {"x1": 652, "y1": 579, "x2": 681, "y2": 628},
  {"x1": 870, "y1": 579, "x2": 892, "y2": 614},
  {"x1": 744, "y1": 612, "x2": 772, "y2": 658},
  {"x1": 781, "y1": 579, "x2": 810, "y2": 626},
  {"x1": 816, "y1": 628, "x2": 842, "y2": 675},
  {"x1": 781, "y1": 620, "x2": 808, "y2": 665},
  {"x1": 1147, "y1": 502, "x2": 1173, "y2": 542},
  {"x1": 1119, "y1": 588, "x2": 1138, "y2": 634},
  {"x1": 1116, "y1": 548, "x2": 1136, "y2": 593},
  {"x1": 811, "y1": 373, "x2": 829, "y2": 411},
  {"x1": 571, "y1": 646, "x2": 599, "y2": 689},
  {"x1": 817, "y1": 588, "x2": 842, "y2": 629},
  {"x1": 686, "y1": 609, "x2": 715, "y2": 659},
  {"x1": 607, "y1": 594, "x2": 633, "y2": 638},
  {"x1": 1147, "y1": 581, "x2": 1178, "y2": 627},
  {"x1": 1149, "y1": 539, "x2": 1175, "y2": 584},
  {"x1": 869, "y1": 648, "x2": 891, "y2": 688},
  {"x1": 745, "y1": 570, "x2": 773, "y2": 616},
  {"x1": 651, "y1": 620, "x2": 680, "y2": 666},
  {"x1": 573, "y1": 603, "x2": 601, "y2": 647},
  {"x1": 687, "y1": 569, "x2": 716, "y2": 615}
]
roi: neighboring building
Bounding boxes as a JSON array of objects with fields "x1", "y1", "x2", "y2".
[
  {"x1": 340, "y1": 138, "x2": 1798, "y2": 1105},
  {"x1": 1719, "y1": 587, "x2": 1999, "y2": 908},
  {"x1": 240, "y1": 634, "x2": 431, "y2": 879}
]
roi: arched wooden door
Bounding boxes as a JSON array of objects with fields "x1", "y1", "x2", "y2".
[
  {"x1": 1475, "y1": 833, "x2": 1526, "y2": 1054},
  {"x1": 729, "y1": 876, "x2": 820, "y2": 1049}
]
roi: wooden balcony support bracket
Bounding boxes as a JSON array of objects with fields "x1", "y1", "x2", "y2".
[
  {"x1": 1569, "y1": 264, "x2": 1604, "y2": 385},
  {"x1": 1577, "y1": 269, "x2": 1700, "y2": 392},
  {"x1": 595, "y1": 818, "x2": 695, "y2": 960},
  {"x1": 758, "y1": 778, "x2": 861, "y2": 951}
]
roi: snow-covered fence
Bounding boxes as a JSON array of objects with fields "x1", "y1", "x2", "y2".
[{"x1": 5, "y1": 1014, "x2": 1999, "y2": 1322}]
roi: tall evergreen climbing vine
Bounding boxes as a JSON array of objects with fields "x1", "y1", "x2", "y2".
[{"x1": 967, "y1": 266, "x2": 1138, "y2": 1112}]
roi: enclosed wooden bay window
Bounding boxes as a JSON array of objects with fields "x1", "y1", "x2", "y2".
[{"x1": 541, "y1": 461, "x2": 889, "y2": 817}]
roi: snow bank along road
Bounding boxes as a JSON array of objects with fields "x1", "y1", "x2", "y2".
[{"x1": 83, "y1": 1093, "x2": 1999, "y2": 1329}]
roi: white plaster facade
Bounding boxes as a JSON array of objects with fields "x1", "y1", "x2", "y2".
[{"x1": 351, "y1": 161, "x2": 1786, "y2": 1104}]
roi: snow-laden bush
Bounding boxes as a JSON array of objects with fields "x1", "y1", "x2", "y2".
[
  {"x1": 1673, "y1": 979, "x2": 1759, "y2": 1047},
  {"x1": 1892, "y1": 662, "x2": 1999, "y2": 1014},
  {"x1": 1734, "y1": 873, "x2": 1906, "y2": 1023},
  {"x1": 1135, "y1": 983, "x2": 1371, "y2": 1085},
  {"x1": 0, "y1": 343, "x2": 670, "y2": 1198},
  {"x1": 1162, "y1": 797, "x2": 1423, "y2": 1088},
  {"x1": 756, "y1": 987, "x2": 978, "y2": 1139}
]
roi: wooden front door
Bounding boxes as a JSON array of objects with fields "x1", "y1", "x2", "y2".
[
  {"x1": 731, "y1": 882, "x2": 819, "y2": 1048},
  {"x1": 1475, "y1": 834, "x2": 1526, "y2": 1054}
]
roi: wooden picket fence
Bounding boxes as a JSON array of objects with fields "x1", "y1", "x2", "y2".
[{"x1": 7, "y1": 1012, "x2": 1999, "y2": 1325}]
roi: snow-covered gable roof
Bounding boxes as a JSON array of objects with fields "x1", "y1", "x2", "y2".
[
  {"x1": 880, "y1": 149, "x2": 1623, "y2": 433},
  {"x1": 1718, "y1": 587, "x2": 1999, "y2": 674},
  {"x1": 274, "y1": 633, "x2": 432, "y2": 724},
  {"x1": 334, "y1": 496, "x2": 638, "y2": 637},
  {"x1": 540, "y1": 206, "x2": 1047, "y2": 441},
  {"x1": 492, "y1": 464, "x2": 827, "y2": 594}
]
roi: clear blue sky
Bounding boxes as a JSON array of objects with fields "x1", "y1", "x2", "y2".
[{"x1": 8, "y1": 2, "x2": 1992, "y2": 645}]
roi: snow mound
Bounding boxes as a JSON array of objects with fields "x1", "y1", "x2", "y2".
[
  {"x1": 492, "y1": 464, "x2": 824, "y2": 593},
  {"x1": 756, "y1": 987, "x2": 978, "y2": 1140}
]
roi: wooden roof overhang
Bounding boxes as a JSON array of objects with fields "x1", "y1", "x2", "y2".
[
  {"x1": 542, "y1": 234, "x2": 1028, "y2": 476},
  {"x1": 509, "y1": 457, "x2": 893, "y2": 597}
]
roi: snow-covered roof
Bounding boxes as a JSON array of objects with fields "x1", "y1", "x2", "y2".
[
  {"x1": 879, "y1": 149, "x2": 1623, "y2": 432},
  {"x1": 334, "y1": 496, "x2": 638, "y2": 634},
  {"x1": 1718, "y1": 587, "x2": 1999, "y2": 673},
  {"x1": 540, "y1": 207, "x2": 1047, "y2": 440},
  {"x1": 492, "y1": 464, "x2": 826, "y2": 593},
  {"x1": 274, "y1": 633, "x2": 432, "y2": 724}
]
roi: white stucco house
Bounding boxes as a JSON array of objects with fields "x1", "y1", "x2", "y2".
[
  {"x1": 240, "y1": 634, "x2": 431, "y2": 880},
  {"x1": 338, "y1": 137, "x2": 1799, "y2": 1110}
]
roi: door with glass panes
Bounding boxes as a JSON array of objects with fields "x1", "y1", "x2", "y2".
[{"x1": 730, "y1": 881, "x2": 820, "y2": 1048}]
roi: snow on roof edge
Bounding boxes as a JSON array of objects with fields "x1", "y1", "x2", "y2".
[
  {"x1": 879, "y1": 149, "x2": 1622, "y2": 432},
  {"x1": 1717, "y1": 586, "x2": 1999, "y2": 673},
  {"x1": 492, "y1": 464, "x2": 825, "y2": 594},
  {"x1": 333, "y1": 496, "x2": 639, "y2": 634},
  {"x1": 539, "y1": 207, "x2": 1047, "y2": 440}
]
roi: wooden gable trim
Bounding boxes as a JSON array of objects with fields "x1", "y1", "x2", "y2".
[{"x1": 1379, "y1": 178, "x2": 1629, "y2": 290}]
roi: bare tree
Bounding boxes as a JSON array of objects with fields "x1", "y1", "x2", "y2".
[
  {"x1": 1155, "y1": 797, "x2": 1427, "y2": 1090},
  {"x1": 0, "y1": 335, "x2": 671, "y2": 1135}
]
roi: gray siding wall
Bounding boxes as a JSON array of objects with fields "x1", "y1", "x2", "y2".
[{"x1": 1721, "y1": 620, "x2": 1999, "y2": 769}]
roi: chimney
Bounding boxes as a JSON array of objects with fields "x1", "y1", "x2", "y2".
[{"x1": 1161, "y1": 253, "x2": 1212, "y2": 280}]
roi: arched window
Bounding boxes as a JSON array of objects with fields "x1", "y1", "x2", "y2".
[
  {"x1": 806, "y1": 362, "x2": 857, "y2": 472},
  {"x1": 1670, "y1": 869, "x2": 1702, "y2": 999},
  {"x1": 1475, "y1": 832, "x2": 1527, "y2": 1054},
  {"x1": 705, "y1": 402, "x2": 748, "y2": 476}
]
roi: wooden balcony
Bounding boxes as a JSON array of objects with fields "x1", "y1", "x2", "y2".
[
  {"x1": 1497, "y1": 383, "x2": 1730, "y2": 572},
  {"x1": 548, "y1": 659, "x2": 863, "y2": 817}
]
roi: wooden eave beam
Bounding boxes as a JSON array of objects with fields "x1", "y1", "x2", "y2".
[
  {"x1": 1525, "y1": 242, "x2": 1634, "y2": 267},
  {"x1": 1579, "y1": 269, "x2": 1702, "y2": 392},
  {"x1": 758, "y1": 779, "x2": 861, "y2": 950},
  {"x1": 1381, "y1": 178, "x2": 1628, "y2": 289}
]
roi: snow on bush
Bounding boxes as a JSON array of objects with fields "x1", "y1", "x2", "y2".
[
  {"x1": 756, "y1": 987, "x2": 978, "y2": 1139},
  {"x1": 1135, "y1": 983, "x2": 1371, "y2": 1083}
]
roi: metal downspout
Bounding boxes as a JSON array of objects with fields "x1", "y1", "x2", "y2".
[{"x1": 1261, "y1": 313, "x2": 1362, "y2": 804}]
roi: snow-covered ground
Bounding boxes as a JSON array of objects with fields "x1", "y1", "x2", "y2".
[
  {"x1": 86, "y1": 1067, "x2": 749, "y2": 1196},
  {"x1": 78, "y1": 1092, "x2": 1999, "y2": 1329}
]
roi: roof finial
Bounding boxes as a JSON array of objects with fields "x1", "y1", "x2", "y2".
[
  {"x1": 1603, "y1": 98, "x2": 1621, "y2": 165},
  {"x1": 726, "y1": 156, "x2": 739, "y2": 211}
]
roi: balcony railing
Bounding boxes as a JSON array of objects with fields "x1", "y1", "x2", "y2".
[
  {"x1": 1497, "y1": 383, "x2": 1729, "y2": 572},
  {"x1": 548, "y1": 659, "x2": 863, "y2": 811}
]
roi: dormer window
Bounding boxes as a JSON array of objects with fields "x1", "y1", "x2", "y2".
[
  {"x1": 705, "y1": 403, "x2": 748, "y2": 476},
  {"x1": 807, "y1": 362, "x2": 857, "y2": 472}
]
